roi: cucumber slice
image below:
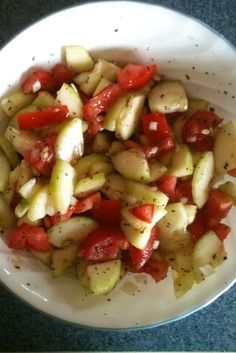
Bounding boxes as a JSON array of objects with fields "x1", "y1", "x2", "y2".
[
  {"x1": 93, "y1": 77, "x2": 111, "y2": 96},
  {"x1": 0, "y1": 150, "x2": 11, "y2": 192},
  {"x1": 112, "y1": 149, "x2": 150, "y2": 182},
  {"x1": 91, "y1": 132, "x2": 111, "y2": 153},
  {"x1": 74, "y1": 59, "x2": 119, "y2": 95},
  {"x1": 149, "y1": 80, "x2": 188, "y2": 113},
  {"x1": 31, "y1": 249, "x2": 52, "y2": 266},
  {"x1": 87, "y1": 259, "x2": 121, "y2": 295},
  {"x1": 121, "y1": 208, "x2": 150, "y2": 231},
  {"x1": 18, "y1": 178, "x2": 37, "y2": 199},
  {"x1": 56, "y1": 83, "x2": 82, "y2": 118},
  {"x1": 65, "y1": 45, "x2": 94, "y2": 73},
  {"x1": 50, "y1": 160, "x2": 75, "y2": 214},
  {"x1": 1, "y1": 92, "x2": 35, "y2": 117},
  {"x1": 4, "y1": 126, "x2": 39, "y2": 155},
  {"x1": 51, "y1": 245, "x2": 78, "y2": 278},
  {"x1": 55, "y1": 118, "x2": 84, "y2": 162},
  {"x1": 214, "y1": 122, "x2": 236, "y2": 174},
  {"x1": 192, "y1": 151, "x2": 214, "y2": 208},
  {"x1": 0, "y1": 136, "x2": 20, "y2": 168},
  {"x1": 168, "y1": 144, "x2": 193, "y2": 177},
  {"x1": 10, "y1": 105, "x2": 38, "y2": 128},
  {"x1": 219, "y1": 181, "x2": 236, "y2": 204},
  {"x1": 27, "y1": 185, "x2": 49, "y2": 221},
  {"x1": 16, "y1": 160, "x2": 33, "y2": 191},
  {"x1": 3, "y1": 164, "x2": 21, "y2": 204},
  {"x1": 115, "y1": 93, "x2": 145, "y2": 140},
  {"x1": 88, "y1": 161, "x2": 114, "y2": 176},
  {"x1": 102, "y1": 173, "x2": 126, "y2": 201},
  {"x1": 76, "y1": 259, "x2": 92, "y2": 291},
  {"x1": 17, "y1": 215, "x2": 40, "y2": 226},
  {"x1": 107, "y1": 141, "x2": 125, "y2": 156},
  {"x1": 103, "y1": 96, "x2": 127, "y2": 131},
  {"x1": 147, "y1": 160, "x2": 167, "y2": 182},
  {"x1": 74, "y1": 172, "x2": 106, "y2": 197},
  {"x1": 15, "y1": 199, "x2": 29, "y2": 218},
  {"x1": 74, "y1": 153, "x2": 108, "y2": 179},
  {"x1": 48, "y1": 216, "x2": 98, "y2": 248},
  {"x1": 33, "y1": 91, "x2": 55, "y2": 109},
  {"x1": 0, "y1": 194, "x2": 16, "y2": 228},
  {"x1": 0, "y1": 106, "x2": 8, "y2": 134},
  {"x1": 125, "y1": 181, "x2": 169, "y2": 208},
  {"x1": 192, "y1": 230, "x2": 223, "y2": 269},
  {"x1": 184, "y1": 204, "x2": 197, "y2": 224},
  {"x1": 172, "y1": 270, "x2": 195, "y2": 298}
]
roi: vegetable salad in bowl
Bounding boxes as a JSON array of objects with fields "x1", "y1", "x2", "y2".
[{"x1": 0, "y1": 44, "x2": 235, "y2": 299}]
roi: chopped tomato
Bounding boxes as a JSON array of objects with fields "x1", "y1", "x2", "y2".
[
  {"x1": 21, "y1": 69, "x2": 55, "y2": 94},
  {"x1": 129, "y1": 226, "x2": 159, "y2": 270},
  {"x1": 51, "y1": 63, "x2": 75, "y2": 88},
  {"x1": 140, "y1": 258, "x2": 169, "y2": 282},
  {"x1": 176, "y1": 179, "x2": 193, "y2": 204},
  {"x1": 187, "y1": 209, "x2": 207, "y2": 242},
  {"x1": 118, "y1": 64, "x2": 157, "y2": 91},
  {"x1": 124, "y1": 140, "x2": 143, "y2": 150},
  {"x1": 144, "y1": 135, "x2": 175, "y2": 159},
  {"x1": 211, "y1": 223, "x2": 231, "y2": 241},
  {"x1": 79, "y1": 226, "x2": 129, "y2": 261},
  {"x1": 130, "y1": 204, "x2": 154, "y2": 223},
  {"x1": 182, "y1": 109, "x2": 223, "y2": 143},
  {"x1": 27, "y1": 226, "x2": 51, "y2": 252},
  {"x1": 83, "y1": 83, "x2": 123, "y2": 122},
  {"x1": 156, "y1": 175, "x2": 178, "y2": 202},
  {"x1": 89, "y1": 199, "x2": 121, "y2": 225},
  {"x1": 24, "y1": 134, "x2": 56, "y2": 176},
  {"x1": 18, "y1": 105, "x2": 69, "y2": 129},
  {"x1": 203, "y1": 189, "x2": 233, "y2": 220},
  {"x1": 8, "y1": 223, "x2": 51, "y2": 252},
  {"x1": 228, "y1": 168, "x2": 236, "y2": 177},
  {"x1": 73, "y1": 192, "x2": 101, "y2": 214},
  {"x1": 142, "y1": 113, "x2": 170, "y2": 144},
  {"x1": 188, "y1": 136, "x2": 214, "y2": 152},
  {"x1": 85, "y1": 120, "x2": 103, "y2": 142},
  {"x1": 8, "y1": 223, "x2": 29, "y2": 250},
  {"x1": 50, "y1": 206, "x2": 75, "y2": 225}
]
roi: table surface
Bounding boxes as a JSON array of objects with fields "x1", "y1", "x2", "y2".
[{"x1": 0, "y1": 0, "x2": 236, "y2": 351}]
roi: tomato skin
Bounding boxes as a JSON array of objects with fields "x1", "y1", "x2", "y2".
[
  {"x1": 129, "y1": 226, "x2": 159, "y2": 270},
  {"x1": 118, "y1": 64, "x2": 157, "y2": 91},
  {"x1": 176, "y1": 179, "x2": 193, "y2": 204},
  {"x1": 22, "y1": 69, "x2": 55, "y2": 94},
  {"x1": 130, "y1": 204, "x2": 154, "y2": 223},
  {"x1": 187, "y1": 136, "x2": 214, "y2": 152},
  {"x1": 142, "y1": 113, "x2": 170, "y2": 144},
  {"x1": 8, "y1": 223, "x2": 29, "y2": 250},
  {"x1": 228, "y1": 168, "x2": 236, "y2": 177},
  {"x1": 83, "y1": 84, "x2": 123, "y2": 122},
  {"x1": 73, "y1": 192, "x2": 101, "y2": 214},
  {"x1": 89, "y1": 199, "x2": 121, "y2": 225},
  {"x1": 182, "y1": 109, "x2": 223, "y2": 143},
  {"x1": 140, "y1": 258, "x2": 169, "y2": 282},
  {"x1": 155, "y1": 175, "x2": 178, "y2": 202},
  {"x1": 24, "y1": 134, "x2": 56, "y2": 176},
  {"x1": 50, "y1": 206, "x2": 75, "y2": 226},
  {"x1": 187, "y1": 209, "x2": 207, "y2": 242},
  {"x1": 124, "y1": 140, "x2": 143, "y2": 150},
  {"x1": 79, "y1": 226, "x2": 129, "y2": 261},
  {"x1": 203, "y1": 189, "x2": 233, "y2": 220},
  {"x1": 211, "y1": 223, "x2": 231, "y2": 241},
  {"x1": 144, "y1": 135, "x2": 175, "y2": 159},
  {"x1": 27, "y1": 226, "x2": 51, "y2": 252},
  {"x1": 51, "y1": 63, "x2": 75, "y2": 88},
  {"x1": 18, "y1": 105, "x2": 69, "y2": 129},
  {"x1": 85, "y1": 120, "x2": 103, "y2": 143}
]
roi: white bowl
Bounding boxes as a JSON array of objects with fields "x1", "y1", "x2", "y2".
[{"x1": 0, "y1": 1, "x2": 236, "y2": 330}]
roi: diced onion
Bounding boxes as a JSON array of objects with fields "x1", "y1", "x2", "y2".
[{"x1": 149, "y1": 121, "x2": 158, "y2": 131}]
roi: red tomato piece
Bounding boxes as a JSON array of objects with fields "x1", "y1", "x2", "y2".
[
  {"x1": 50, "y1": 206, "x2": 75, "y2": 226},
  {"x1": 176, "y1": 179, "x2": 193, "y2": 204},
  {"x1": 130, "y1": 204, "x2": 154, "y2": 223},
  {"x1": 203, "y1": 189, "x2": 233, "y2": 220},
  {"x1": 182, "y1": 109, "x2": 223, "y2": 143},
  {"x1": 18, "y1": 105, "x2": 69, "y2": 129},
  {"x1": 85, "y1": 120, "x2": 103, "y2": 143},
  {"x1": 211, "y1": 223, "x2": 231, "y2": 241},
  {"x1": 129, "y1": 226, "x2": 159, "y2": 270},
  {"x1": 73, "y1": 192, "x2": 101, "y2": 214},
  {"x1": 227, "y1": 168, "x2": 236, "y2": 177},
  {"x1": 187, "y1": 209, "x2": 207, "y2": 242},
  {"x1": 51, "y1": 63, "x2": 75, "y2": 88},
  {"x1": 8, "y1": 223, "x2": 30, "y2": 250},
  {"x1": 142, "y1": 113, "x2": 170, "y2": 144},
  {"x1": 124, "y1": 140, "x2": 143, "y2": 150},
  {"x1": 187, "y1": 136, "x2": 214, "y2": 152},
  {"x1": 24, "y1": 134, "x2": 56, "y2": 176},
  {"x1": 118, "y1": 64, "x2": 157, "y2": 91},
  {"x1": 144, "y1": 135, "x2": 175, "y2": 159},
  {"x1": 83, "y1": 83, "x2": 123, "y2": 122},
  {"x1": 156, "y1": 175, "x2": 178, "y2": 203},
  {"x1": 89, "y1": 200, "x2": 121, "y2": 225},
  {"x1": 140, "y1": 258, "x2": 169, "y2": 282},
  {"x1": 27, "y1": 226, "x2": 51, "y2": 252},
  {"x1": 79, "y1": 226, "x2": 129, "y2": 261},
  {"x1": 22, "y1": 69, "x2": 55, "y2": 94}
]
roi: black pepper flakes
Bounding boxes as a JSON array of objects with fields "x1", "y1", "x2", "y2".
[
  {"x1": 185, "y1": 74, "x2": 190, "y2": 80},
  {"x1": 14, "y1": 265, "x2": 21, "y2": 269},
  {"x1": 114, "y1": 29, "x2": 119, "y2": 32}
]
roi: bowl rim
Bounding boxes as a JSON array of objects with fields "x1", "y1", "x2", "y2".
[{"x1": 0, "y1": 0, "x2": 236, "y2": 331}]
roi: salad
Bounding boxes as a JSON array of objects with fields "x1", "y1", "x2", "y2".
[{"x1": 0, "y1": 45, "x2": 235, "y2": 298}]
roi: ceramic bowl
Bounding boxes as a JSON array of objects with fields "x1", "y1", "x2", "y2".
[{"x1": 0, "y1": 1, "x2": 236, "y2": 330}]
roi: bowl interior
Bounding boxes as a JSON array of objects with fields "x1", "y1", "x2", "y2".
[{"x1": 0, "y1": 1, "x2": 236, "y2": 329}]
